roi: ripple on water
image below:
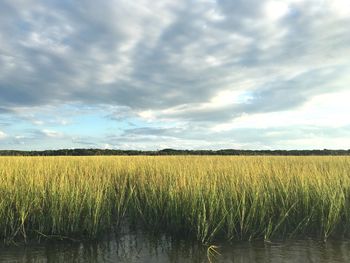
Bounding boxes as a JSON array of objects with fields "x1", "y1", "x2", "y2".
[{"x1": 1, "y1": 232, "x2": 350, "y2": 263}]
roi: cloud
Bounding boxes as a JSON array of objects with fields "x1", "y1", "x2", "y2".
[
  {"x1": 41, "y1": 129, "x2": 64, "y2": 138},
  {"x1": 0, "y1": 107, "x2": 13, "y2": 114},
  {"x1": 0, "y1": 0, "x2": 348, "y2": 111},
  {"x1": 0, "y1": 0, "x2": 349, "y2": 149},
  {"x1": 0, "y1": 131, "x2": 7, "y2": 140}
]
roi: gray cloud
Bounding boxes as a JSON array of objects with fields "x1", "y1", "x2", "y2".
[
  {"x1": 0, "y1": 0, "x2": 350, "y2": 150},
  {"x1": 0, "y1": 122, "x2": 10, "y2": 127},
  {"x1": 122, "y1": 127, "x2": 186, "y2": 137},
  {"x1": 0, "y1": 0, "x2": 348, "y2": 115},
  {"x1": 0, "y1": 107, "x2": 13, "y2": 114},
  {"x1": 158, "y1": 63, "x2": 349, "y2": 123},
  {"x1": 112, "y1": 124, "x2": 350, "y2": 150}
]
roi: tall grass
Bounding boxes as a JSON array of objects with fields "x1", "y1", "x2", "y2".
[{"x1": 0, "y1": 156, "x2": 349, "y2": 243}]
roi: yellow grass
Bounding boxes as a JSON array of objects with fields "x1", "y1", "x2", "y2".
[{"x1": 0, "y1": 156, "x2": 349, "y2": 243}]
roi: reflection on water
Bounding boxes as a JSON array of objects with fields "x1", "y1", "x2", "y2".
[{"x1": 1, "y1": 228, "x2": 350, "y2": 262}]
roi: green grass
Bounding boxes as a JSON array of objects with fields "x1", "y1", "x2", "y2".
[{"x1": 0, "y1": 156, "x2": 350, "y2": 243}]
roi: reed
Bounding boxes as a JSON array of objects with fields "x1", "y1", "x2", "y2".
[{"x1": 0, "y1": 156, "x2": 349, "y2": 243}]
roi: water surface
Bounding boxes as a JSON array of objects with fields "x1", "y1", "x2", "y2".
[{"x1": 1, "y1": 230, "x2": 350, "y2": 262}]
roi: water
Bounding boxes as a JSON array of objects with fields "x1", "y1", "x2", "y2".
[{"x1": 1, "y1": 229, "x2": 350, "y2": 263}]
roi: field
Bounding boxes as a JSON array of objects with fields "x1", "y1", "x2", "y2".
[{"x1": 0, "y1": 156, "x2": 349, "y2": 243}]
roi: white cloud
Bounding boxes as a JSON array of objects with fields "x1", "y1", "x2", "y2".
[
  {"x1": 0, "y1": 131, "x2": 7, "y2": 140},
  {"x1": 212, "y1": 90, "x2": 350, "y2": 132},
  {"x1": 264, "y1": 1, "x2": 290, "y2": 21},
  {"x1": 329, "y1": 0, "x2": 350, "y2": 17},
  {"x1": 42, "y1": 129, "x2": 63, "y2": 138},
  {"x1": 279, "y1": 137, "x2": 350, "y2": 150}
]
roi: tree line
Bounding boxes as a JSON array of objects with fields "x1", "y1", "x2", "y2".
[{"x1": 0, "y1": 148, "x2": 349, "y2": 156}]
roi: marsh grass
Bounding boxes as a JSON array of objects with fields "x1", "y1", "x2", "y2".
[{"x1": 0, "y1": 156, "x2": 349, "y2": 243}]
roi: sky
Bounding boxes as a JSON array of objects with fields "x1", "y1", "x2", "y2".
[{"x1": 0, "y1": 0, "x2": 350, "y2": 150}]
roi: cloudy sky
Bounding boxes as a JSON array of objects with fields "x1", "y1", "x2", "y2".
[{"x1": 0, "y1": 0, "x2": 349, "y2": 150}]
